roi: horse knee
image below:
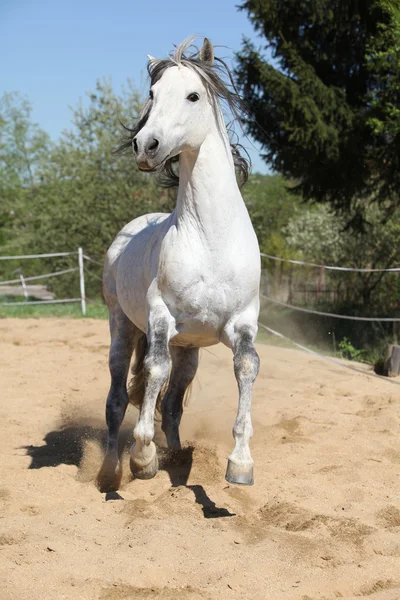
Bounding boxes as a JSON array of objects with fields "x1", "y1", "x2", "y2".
[
  {"x1": 144, "y1": 354, "x2": 170, "y2": 386},
  {"x1": 133, "y1": 347, "x2": 170, "y2": 446}
]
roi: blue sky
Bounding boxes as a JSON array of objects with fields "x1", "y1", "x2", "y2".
[{"x1": 1, "y1": 0, "x2": 270, "y2": 173}]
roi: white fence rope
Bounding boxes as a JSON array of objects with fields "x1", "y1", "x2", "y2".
[
  {"x1": 0, "y1": 267, "x2": 79, "y2": 286},
  {"x1": 0, "y1": 298, "x2": 81, "y2": 306},
  {"x1": 0, "y1": 251, "x2": 76, "y2": 260},
  {"x1": 260, "y1": 252, "x2": 400, "y2": 273},
  {"x1": 84, "y1": 266, "x2": 103, "y2": 282},
  {"x1": 0, "y1": 249, "x2": 398, "y2": 324},
  {"x1": 261, "y1": 294, "x2": 400, "y2": 322},
  {"x1": 82, "y1": 254, "x2": 104, "y2": 266},
  {"x1": 258, "y1": 322, "x2": 400, "y2": 387}
]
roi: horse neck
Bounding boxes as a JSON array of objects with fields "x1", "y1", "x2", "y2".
[{"x1": 175, "y1": 121, "x2": 244, "y2": 239}]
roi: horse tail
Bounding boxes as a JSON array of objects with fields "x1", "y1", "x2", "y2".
[{"x1": 127, "y1": 334, "x2": 169, "y2": 413}]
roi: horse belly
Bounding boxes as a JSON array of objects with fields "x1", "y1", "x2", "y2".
[{"x1": 114, "y1": 217, "x2": 169, "y2": 333}]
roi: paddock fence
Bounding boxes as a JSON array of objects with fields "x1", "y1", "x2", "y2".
[
  {"x1": 258, "y1": 252, "x2": 400, "y2": 385},
  {"x1": 0, "y1": 248, "x2": 96, "y2": 315},
  {"x1": 1, "y1": 248, "x2": 400, "y2": 384}
]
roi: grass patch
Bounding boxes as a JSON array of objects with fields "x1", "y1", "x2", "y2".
[{"x1": 0, "y1": 300, "x2": 108, "y2": 319}]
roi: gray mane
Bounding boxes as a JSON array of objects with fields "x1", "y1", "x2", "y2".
[{"x1": 116, "y1": 38, "x2": 250, "y2": 187}]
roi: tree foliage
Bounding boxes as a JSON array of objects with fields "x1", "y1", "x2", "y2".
[
  {"x1": 243, "y1": 173, "x2": 303, "y2": 258},
  {"x1": 0, "y1": 81, "x2": 175, "y2": 296},
  {"x1": 366, "y1": 0, "x2": 400, "y2": 203},
  {"x1": 285, "y1": 205, "x2": 345, "y2": 265},
  {"x1": 235, "y1": 0, "x2": 400, "y2": 219},
  {"x1": 285, "y1": 204, "x2": 400, "y2": 309},
  {"x1": 0, "y1": 92, "x2": 50, "y2": 250}
]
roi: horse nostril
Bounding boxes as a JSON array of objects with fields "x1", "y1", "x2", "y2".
[
  {"x1": 148, "y1": 138, "x2": 159, "y2": 152},
  {"x1": 133, "y1": 137, "x2": 138, "y2": 153}
]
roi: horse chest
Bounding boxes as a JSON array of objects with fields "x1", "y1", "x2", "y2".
[{"x1": 157, "y1": 250, "x2": 256, "y2": 330}]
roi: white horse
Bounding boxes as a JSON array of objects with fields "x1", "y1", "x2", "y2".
[{"x1": 97, "y1": 38, "x2": 260, "y2": 492}]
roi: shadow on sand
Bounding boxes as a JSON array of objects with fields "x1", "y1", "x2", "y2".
[
  {"x1": 159, "y1": 445, "x2": 235, "y2": 519},
  {"x1": 23, "y1": 423, "x2": 234, "y2": 519}
]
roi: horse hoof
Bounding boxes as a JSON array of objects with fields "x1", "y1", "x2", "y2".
[
  {"x1": 225, "y1": 459, "x2": 254, "y2": 486},
  {"x1": 96, "y1": 459, "x2": 122, "y2": 493},
  {"x1": 130, "y1": 441, "x2": 159, "y2": 480}
]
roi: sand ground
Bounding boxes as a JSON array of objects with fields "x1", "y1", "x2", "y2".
[{"x1": 1, "y1": 318, "x2": 400, "y2": 600}]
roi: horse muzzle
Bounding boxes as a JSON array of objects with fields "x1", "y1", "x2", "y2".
[{"x1": 135, "y1": 152, "x2": 169, "y2": 173}]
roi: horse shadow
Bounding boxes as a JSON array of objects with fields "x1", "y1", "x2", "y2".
[
  {"x1": 23, "y1": 424, "x2": 235, "y2": 519},
  {"x1": 23, "y1": 424, "x2": 108, "y2": 469},
  {"x1": 159, "y1": 446, "x2": 235, "y2": 518}
]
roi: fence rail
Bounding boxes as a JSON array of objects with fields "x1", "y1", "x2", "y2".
[
  {"x1": 0, "y1": 298, "x2": 81, "y2": 306},
  {"x1": 0, "y1": 251, "x2": 77, "y2": 260},
  {"x1": 261, "y1": 294, "x2": 400, "y2": 322},
  {"x1": 1, "y1": 249, "x2": 399, "y2": 324},
  {"x1": 0, "y1": 267, "x2": 79, "y2": 286},
  {"x1": 1, "y1": 248, "x2": 399, "y2": 382},
  {"x1": 261, "y1": 252, "x2": 400, "y2": 272}
]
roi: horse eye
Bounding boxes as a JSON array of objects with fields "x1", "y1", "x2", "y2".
[
  {"x1": 149, "y1": 90, "x2": 153, "y2": 100},
  {"x1": 187, "y1": 92, "x2": 200, "y2": 102}
]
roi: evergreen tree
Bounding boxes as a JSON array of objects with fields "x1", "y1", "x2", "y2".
[
  {"x1": 366, "y1": 0, "x2": 400, "y2": 205},
  {"x1": 235, "y1": 0, "x2": 400, "y2": 220}
]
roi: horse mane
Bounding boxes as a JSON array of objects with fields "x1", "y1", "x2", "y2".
[{"x1": 115, "y1": 37, "x2": 250, "y2": 188}]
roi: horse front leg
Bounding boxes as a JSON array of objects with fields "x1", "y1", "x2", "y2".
[
  {"x1": 130, "y1": 313, "x2": 171, "y2": 479},
  {"x1": 225, "y1": 324, "x2": 260, "y2": 486}
]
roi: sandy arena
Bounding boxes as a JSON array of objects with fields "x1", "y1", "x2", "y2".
[{"x1": 1, "y1": 318, "x2": 400, "y2": 600}]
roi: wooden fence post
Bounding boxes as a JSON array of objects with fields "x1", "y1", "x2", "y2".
[{"x1": 385, "y1": 344, "x2": 400, "y2": 377}]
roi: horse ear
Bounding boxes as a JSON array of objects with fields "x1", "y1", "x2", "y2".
[
  {"x1": 147, "y1": 54, "x2": 157, "y2": 64},
  {"x1": 199, "y1": 38, "x2": 214, "y2": 65}
]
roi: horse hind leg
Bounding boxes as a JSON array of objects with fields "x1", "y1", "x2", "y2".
[
  {"x1": 96, "y1": 305, "x2": 139, "y2": 492},
  {"x1": 161, "y1": 346, "x2": 199, "y2": 449}
]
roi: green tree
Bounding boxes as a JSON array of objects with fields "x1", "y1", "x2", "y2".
[
  {"x1": 285, "y1": 205, "x2": 346, "y2": 265},
  {"x1": 243, "y1": 173, "x2": 303, "y2": 257},
  {"x1": 235, "y1": 0, "x2": 400, "y2": 219},
  {"x1": 0, "y1": 92, "x2": 50, "y2": 253},
  {"x1": 366, "y1": 0, "x2": 400, "y2": 203},
  {"x1": 285, "y1": 204, "x2": 400, "y2": 309}
]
